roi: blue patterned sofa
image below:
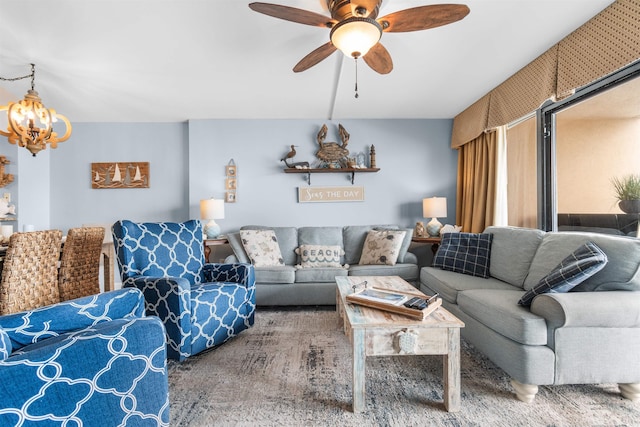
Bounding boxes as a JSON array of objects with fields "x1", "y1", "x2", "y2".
[
  {"x1": 0, "y1": 288, "x2": 169, "y2": 426},
  {"x1": 112, "y1": 219, "x2": 256, "y2": 361}
]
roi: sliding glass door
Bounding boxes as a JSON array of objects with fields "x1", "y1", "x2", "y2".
[{"x1": 540, "y1": 61, "x2": 640, "y2": 235}]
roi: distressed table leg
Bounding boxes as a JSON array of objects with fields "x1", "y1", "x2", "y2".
[
  {"x1": 443, "y1": 327, "x2": 461, "y2": 412},
  {"x1": 352, "y1": 328, "x2": 366, "y2": 413}
]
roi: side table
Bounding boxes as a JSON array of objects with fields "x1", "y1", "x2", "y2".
[
  {"x1": 204, "y1": 237, "x2": 229, "y2": 262},
  {"x1": 411, "y1": 236, "x2": 441, "y2": 254}
]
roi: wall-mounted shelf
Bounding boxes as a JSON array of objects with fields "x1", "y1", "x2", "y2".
[
  {"x1": 284, "y1": 167, "x2": 380, "y2": 185},
  {"x1": 0, "y1": 217, "x2": 16, "y2": 222}
]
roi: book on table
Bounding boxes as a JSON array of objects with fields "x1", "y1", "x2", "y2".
[{"x1": 345, "y1": 287, "x2": 442, "y2": 320}]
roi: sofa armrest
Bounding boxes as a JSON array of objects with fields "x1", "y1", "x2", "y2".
[
  {"x1": 124, "y1": 276, "x2": 192, "y2": 361},
  {"x1": 530, "y1": 291, "x2": 640, "y2": 328},
  {"x1": 0, "y1": 316, "x2": 169, "y2": 426},
  {"x1": 0, "y1": 288, "x2": 145, "y2": 352},
  {"x1": 403, "y1": 251, "x2": 418, "y2": 265},
  {"x1": 224, "y1": 254, "x2": 239, "y2": 263}
]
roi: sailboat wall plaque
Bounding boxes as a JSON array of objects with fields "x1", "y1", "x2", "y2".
[{"x1": 91, "y1": 162, "x2": 150, "y2": 189}]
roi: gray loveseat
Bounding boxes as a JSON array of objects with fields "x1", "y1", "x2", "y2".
[
  {"x1": 226, "y1": 225, "x2": 419, "y2": 306},
  {"x1": 420, "y1": 226, "x2": 640, "y2": 402}
]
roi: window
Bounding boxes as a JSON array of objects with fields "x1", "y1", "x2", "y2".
[{"x1": 540, "y1": 61, "x2": 640, "y2": 235}]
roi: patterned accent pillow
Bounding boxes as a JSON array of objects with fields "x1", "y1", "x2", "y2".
[
  {"x1": 359, "y1": 230, "x2": 407, "y2": 266},
  {"x1": 295, "y1": 245, "x2": 345, "y2": 268},
  {"x1": 433, "y1": 232, "x2": 493, "y2": 278},
  {"x1": 240, "y1": 229, "x2": 285, "y2": 267},
  {"x1": 518, "y1": 242, "x2": 608, "y2": 306}
]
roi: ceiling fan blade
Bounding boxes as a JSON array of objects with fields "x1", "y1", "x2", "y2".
[
  {"x1": 363, "y1": 43, "x2": 393, "y2": 74},
  {"x1": 293, "y1": 42, "x2": 338, "y2": 73},
  {"x1": 378, "y1": 4, "x2": 470, "y2": 33},
  {"x1": 249, "y1": 2, "x2": 335, "y2": 27},
  {"x1": 350, "y1": 0, "x2": 381, "y2": 18}
]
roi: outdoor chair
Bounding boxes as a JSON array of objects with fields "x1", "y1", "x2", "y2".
[{"x1": 112, "y1": 219, "x2": 255, "y2": 361}]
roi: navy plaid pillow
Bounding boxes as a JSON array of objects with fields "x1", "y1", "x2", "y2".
[
  {"x1": 518, "y1": 242, "x2": 608, "y2": 306},
  {"x1": 432, "y1": 232, "x2": 493, "y2": 278}
]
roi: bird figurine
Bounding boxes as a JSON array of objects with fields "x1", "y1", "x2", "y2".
[
  {"x1": 316, "y1": 124, "x2": 350, "y2": 166},
  {"x1": 281, "y1": 145, "x2": 309, "y2": 168}
]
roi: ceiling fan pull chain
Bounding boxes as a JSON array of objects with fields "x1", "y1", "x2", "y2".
[{"x1": 354, "y1": 57, "x2": 359, "y2": 99}]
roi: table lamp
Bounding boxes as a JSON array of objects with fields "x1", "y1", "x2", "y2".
[
  {"x1": 423, "y1": 197, "x2": 447, "y2": 237},
  {"x1": 200, "y1": 198, "x2": 225, "y2": 239}
]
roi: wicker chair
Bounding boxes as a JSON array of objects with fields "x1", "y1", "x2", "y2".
[
  {"x1": 0, "y1": 230, "x2": 63, "y2": 315},
  {"x1": 58, "y1": 227, "x2": 105, "y2": 301}
]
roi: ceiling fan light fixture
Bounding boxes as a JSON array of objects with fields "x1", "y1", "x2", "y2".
[{"x1": 330, "y1": 17, "x2": 382, "y2": 58}]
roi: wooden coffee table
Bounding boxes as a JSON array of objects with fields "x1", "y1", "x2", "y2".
[{"x1": 335, "y1": 276, "x2": 465, "y2": 413}]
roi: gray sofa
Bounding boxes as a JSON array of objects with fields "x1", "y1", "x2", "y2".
[
  {"x1": 420, "y1": 226, "x2": 640, "y2": 402},
  {"x1": 226, "y1": 225, "x2": 419, "y2": 306}
]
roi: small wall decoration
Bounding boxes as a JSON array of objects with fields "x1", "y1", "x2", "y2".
[
  {"x1": 0, "y1": 156, "x2": 14, "y2": 188},
  {"x1": 91, "y1": 162, "x2": 149, "y2": 189},
  {"x1": 225, "y1": 178, "x2": 237, "y2": 190},
  {"x1": 225, "y1": 159, "x2": 236, "y2": 202},
  {"x1": 298, "y1": 186, "x2": 364, "y2": 203}
]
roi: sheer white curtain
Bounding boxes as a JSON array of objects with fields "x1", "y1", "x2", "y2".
[{"x1": 493, "y1": 125, "x2": 508, "y2": 226}]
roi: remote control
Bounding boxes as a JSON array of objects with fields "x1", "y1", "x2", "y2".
[{"x1": 403, "y1": 297, "x2": 427, "y2": 310}]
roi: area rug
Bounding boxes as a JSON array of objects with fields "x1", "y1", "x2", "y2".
[{"x1": 168, "y1": 308, "x2": 640, "y2": 427}]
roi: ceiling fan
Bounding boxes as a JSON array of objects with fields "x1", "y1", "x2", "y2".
[{"x1": 248, "y1": 1, "x2": 470, "y2": 74}]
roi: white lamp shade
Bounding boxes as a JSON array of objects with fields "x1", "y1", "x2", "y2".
[
  {"x1": 422, "y1": 197, "x2": 447, "y2": 219},
  {"x1": 330, "y1": 18, "x2": 382, "y2": 58},
  {"x1": 200, "y1": 198, "x2": 225, "y2": 220}
]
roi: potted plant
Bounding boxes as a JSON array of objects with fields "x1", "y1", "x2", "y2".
[{"x1": 612, "y1": 174, "x2": 640, "y2": 213}]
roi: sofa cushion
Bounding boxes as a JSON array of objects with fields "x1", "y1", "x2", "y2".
[
  {"x1": 295, "y1": 245, "x2": 345, "y2": 268},
  {"x1": 254, "y1": 266, "x2": 296, "y2": 284},
  {"x1": 375, "y1": 226, "x2": 413, "y2": 263},
  {"x1": 240, "y1": 229, "x2": 285, "y2": 267},
  {"x1": 349, "y1": 263, "x2": 419, "y2": 282},
  {"x1": 457, "y1": 289, "x2": 548, "y2": 346},
  {"x1": 420, "y1": 266, "x2": 517, "y2": 304},
  {"x1": 297, "y1": 226, "x2": 344, "y2": 263},
  {"x1": 295, "y1": 267, "x2": 348, "y2": 283},
  {"x1": 432, "y1": 232, "x2": 493, "y2": 278},
  {"x1": 518, "y1": 242, "x2": 608, "y2": 306},
  {"x1": 359, "y1": 230, "x2": 407, "y2": 265},
  {"x1": 343, "y1": 225, "x2": 391, "y2": 264},
  {"x1": 240, "y1": 226, "x2": 299, "y2": 265},
  {"x1": 484, "y1": 226, "x2": 545, "y2": 288},
  {"x1": 524, "y1": 232, "x2": 640, "y2": 292},
  {"x1": 227, "y1": 232, "x2": 250, "y2": 264}
]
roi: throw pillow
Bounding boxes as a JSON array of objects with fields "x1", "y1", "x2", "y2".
[
  {"x1": 239, "y1": 229, "x2": 285, "y2": 267},
  {"x1": 518, "y1": 242, "x2": 608, "y2": 306},
  {"x1": 359, "y1": 230, "x2": 407, "y2": 266},
  {"x1": 432, "y1": 232, "x2": 493, "y2": 278},
  {"x1": 295, "y1": 245, "x2": 345, "y2": 268}
]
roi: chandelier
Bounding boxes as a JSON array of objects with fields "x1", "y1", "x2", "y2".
[{"x1": 0, "y1": 64, "x2": 72, "y2": 156}]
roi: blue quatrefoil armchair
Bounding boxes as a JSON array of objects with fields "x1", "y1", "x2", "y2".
[
  {"x1": 112, "y1": 219, "x2": 256, "y2": 361},
  {"x1": 0, "y1": 288, "x2": 169, "y2": 426}
]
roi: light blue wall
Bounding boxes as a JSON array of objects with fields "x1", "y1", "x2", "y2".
[
  {"x1": 46, "y1": 119, "x2": 456, "y2": 235},
  {"x1": 188, "y1": 119, "x2": 457, "y2": 234},
  {"x1": 50, "y1": 122, "x2": 189, "y2": 232}
]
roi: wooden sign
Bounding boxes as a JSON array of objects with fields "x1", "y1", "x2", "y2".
[
  {"x1": 298, "y1": 186, "x2": 364, "y2": 203},
  {"x1": 91, "y1": 162, "x2": 149, "y2": 189}
]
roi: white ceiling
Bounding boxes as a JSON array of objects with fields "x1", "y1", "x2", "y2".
[{"x1": 0, "y1": 0, "x2": 615, "y2": 123}]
